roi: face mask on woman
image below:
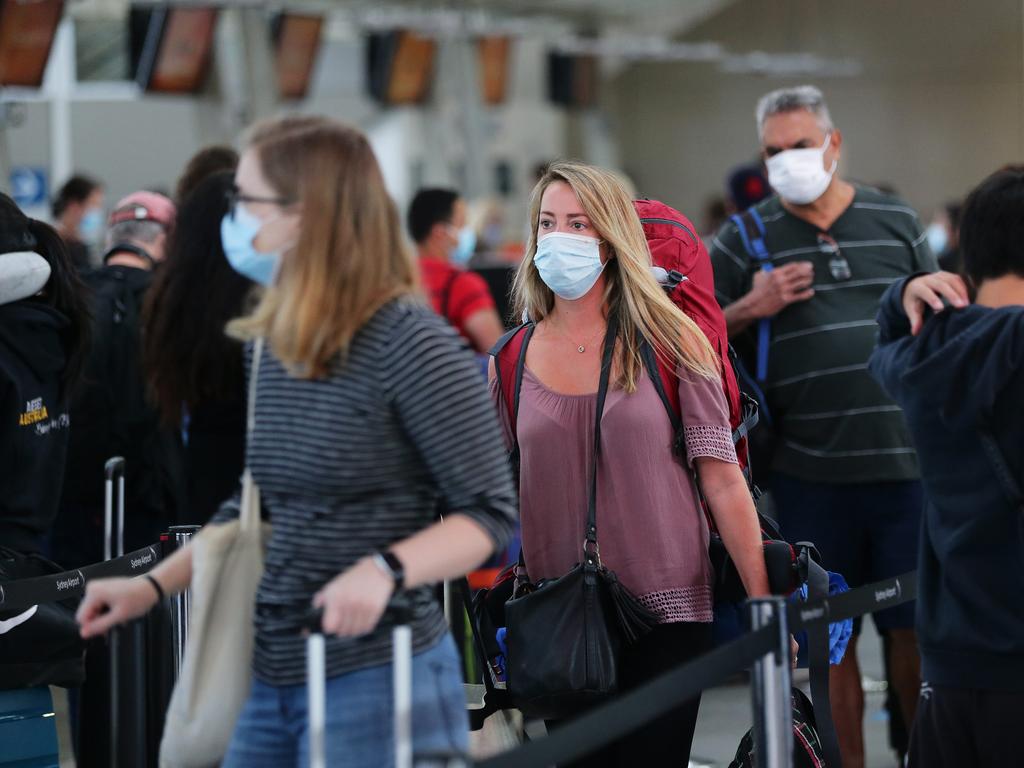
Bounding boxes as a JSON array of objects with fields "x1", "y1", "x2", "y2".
[
  {"x1": 534, "y1": 232, "x2": 605, "y2": 300},
  {"x1": 765, "y1": 133, "x2": 837, "y2": 205},
  {"x1": 78, "y1": 208, "x2": 104, "y2": 242},
  {"x1": 220, "y1": 204, "x2": 282, "y2": 286}
]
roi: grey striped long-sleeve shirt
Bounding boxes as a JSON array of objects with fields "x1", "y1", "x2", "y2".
[{"x1": 211, "y1": 298, "x2": 517, "y2": 685}]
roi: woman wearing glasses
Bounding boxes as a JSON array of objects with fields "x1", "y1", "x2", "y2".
[{"x1": 77, "y1": 116, "x2": 517, "y2": 766}]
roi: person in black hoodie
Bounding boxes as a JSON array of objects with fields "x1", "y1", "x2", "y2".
[
  {"x1": 869, "y1": 164, "x2": 1024, "y2": 767},
  {"x1": 0, "y1": 193, "x2": 91, "y2": 555},
  {"x1": 53, "y1": 191, "x2": 181, "y2": 569}
]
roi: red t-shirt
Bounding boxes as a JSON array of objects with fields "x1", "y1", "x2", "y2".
[{"x1": 420, "y1": 257, "x2": 497, "y2": 340}]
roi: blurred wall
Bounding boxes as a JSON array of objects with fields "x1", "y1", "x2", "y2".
[
  {"x1": 609, "y1": 0, "x2": 1024, "y2": 224},
  {"x1": 2, "y1": 27, "x2": 565, "y2": 240}
]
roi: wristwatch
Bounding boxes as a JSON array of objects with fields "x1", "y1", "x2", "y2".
[{"x1": 372, "y1": 551, "x2": 405, "y2": 593}]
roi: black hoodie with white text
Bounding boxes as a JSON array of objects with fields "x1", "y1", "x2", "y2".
[{"x1": 0, "y1": 301, "x2": 72, "y2": 554}]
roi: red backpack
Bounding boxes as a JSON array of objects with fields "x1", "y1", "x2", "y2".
[{"x1": 491, "y1": 199, "x2": 756, "y2": 483}]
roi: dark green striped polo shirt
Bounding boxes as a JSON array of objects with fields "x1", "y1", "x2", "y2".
[{"x1": 710, "y1": 185, "x2": 936, "y2": 484}]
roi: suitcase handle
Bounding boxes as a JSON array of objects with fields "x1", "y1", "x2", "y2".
[{"x1": 301, "y1": 598, "x2": 413, "y2": 634}]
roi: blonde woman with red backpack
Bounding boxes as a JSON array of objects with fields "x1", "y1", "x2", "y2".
[{"x1": 487, "y1": 161, "x2": 773, "y2": 766}]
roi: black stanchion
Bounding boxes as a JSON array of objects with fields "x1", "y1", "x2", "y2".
[{"x1": 165, "y1": 525, "x2": 200, "y2": 677}]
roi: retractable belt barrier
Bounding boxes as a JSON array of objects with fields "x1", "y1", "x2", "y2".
[
  {"x1": 0, "y1": 544, "x2": 162, "y2": 613},
  {"x1": 477, "y1": 570, "x2": 918, "y2": 768},
  {"x1": 0, "y1": 546, "x2": 917, "y2": 768}
]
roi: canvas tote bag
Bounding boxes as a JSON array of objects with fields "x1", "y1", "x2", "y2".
[{"x1": 160, "y1": 338, "x2": 271, "y2": 767}]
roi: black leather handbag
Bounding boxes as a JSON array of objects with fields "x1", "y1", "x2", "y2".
[{"x1": 503, "y1": 318, "x2": 657, "y2": 720}]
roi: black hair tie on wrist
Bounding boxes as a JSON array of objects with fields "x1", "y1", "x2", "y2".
[{"x1": 144, "y1": 573, "x2": 166, "y2": 602}]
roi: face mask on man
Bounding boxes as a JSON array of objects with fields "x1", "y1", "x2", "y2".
[
  {"x1": 78, "y1": 208, "x2": 104, "y2": 242},
  {"x1": 534, "y1": 232, "x2": 605, "y2": 300},
  {"x1": 765, "y1": 133, "x2": 837, "y2": 205},
  {"x1": 449, "y1": 226, "x2": 477, "y2": 267},
  {"x1": 220, "y1": 204, "x2": 282, "y2": 286}
]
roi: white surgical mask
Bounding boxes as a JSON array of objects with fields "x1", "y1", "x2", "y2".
[
  {"x1": 534, "y1": 232, "x2": 605, "y2": 300},
  {"x1": 765, "y1": 133, "x2": 837, "y2": 205}
]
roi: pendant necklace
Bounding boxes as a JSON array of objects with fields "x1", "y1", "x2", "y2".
[{"x1": 554, "y1": 320, "x2": 605, "y2": 354}]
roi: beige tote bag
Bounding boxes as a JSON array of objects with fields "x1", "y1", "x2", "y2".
[{"x1": 160, "y1": 339, "x2": 271, "y2": 768}]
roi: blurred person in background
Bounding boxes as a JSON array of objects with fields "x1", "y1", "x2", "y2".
[
  {"x1": 143, "y1": 171, "x2": 252, "y2": 525},
  {"x1": 925, "y1": 201, "x2": 963, "y2": 274},
  {"x1": 52, "y1": 174, "x2": 105, "y2": 273},
  {"x1": 408, "y1": 188, "x2": 505, "y2": 351},
  {"x1": 709, "y1": 85, "x2": 936, "y2": 768},
  {"x1": 700, "y1": 195, "x2": 729, "y2": 243},
  {"x1": 0, "y1": 194, "x2": 90, "y2": 556},
  {"x1": 727, "y1": 162, "x2": 771, "y2": 213},
  {"x1": 175, "y1": 145, "x2": 240, "y2": 203},
  {"x1": 869, "y1": 165, "x2": 1024, "y2": 767},
  {"x1": 52, "y1": 191, "x2": 182, "y2": 570},
  {"x1": 78, "y1": 116, "x2": 516, "y2": 767}
]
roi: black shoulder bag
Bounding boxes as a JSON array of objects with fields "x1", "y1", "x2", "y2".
[{"x1": 502, "y1": 316, "x2": 659, "y2": 720}]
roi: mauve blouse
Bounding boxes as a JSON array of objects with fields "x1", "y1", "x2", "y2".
[{"x1": 491, "y1": 365, "x2": 737, "y2": 623}]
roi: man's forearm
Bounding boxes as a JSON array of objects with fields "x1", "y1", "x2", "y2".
[{"x1": 724, "y1": 294, "x2": 762, "y2": 337}]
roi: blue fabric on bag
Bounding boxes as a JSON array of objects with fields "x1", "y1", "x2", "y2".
[
  {"x1": 791, "y1": 571, "x2": 854, "y2": 666},
  {"x1": 495, "y1": 627, "x2": 508, "y2": 677}
]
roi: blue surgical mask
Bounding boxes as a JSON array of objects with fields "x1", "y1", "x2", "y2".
[
  {"x1": 450, "y1": 226, "x2": 477, "y2": 267},
  {"x1": 220, "y1": 204, "x2": 281, "y2": 286},
  {"x1": 925, "y1": 223, "x2": 948, "y2": 256},
  {"x1": 78, "y1": 208, "x2": 104, "y2": 241},
  {"x1": 534, "y1": 232, "x2": 605, "y2": 300}
]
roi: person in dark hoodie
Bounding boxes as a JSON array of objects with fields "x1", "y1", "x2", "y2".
[
  {"x1": 869, "y1": 164, "x2": 1024, "y2": 767},
  {"x1": 0, "y1": 193, "x2": 91, "y2": 555},
  {"x1": 53, "y1": 191, "x2": 181, "y2": 569}
]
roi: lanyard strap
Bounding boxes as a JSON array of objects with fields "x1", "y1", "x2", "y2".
[{"x1": 584, "y1": 314, "x2": 619, "y2": 559}]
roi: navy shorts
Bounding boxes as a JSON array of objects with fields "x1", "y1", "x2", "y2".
[{"x1": 771, "y1": 472, "x2": 922, "y2": 633}]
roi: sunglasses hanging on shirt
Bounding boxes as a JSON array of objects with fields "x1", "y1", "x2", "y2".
[{"x1": 817, "y1": 233, "x2": 851, "y2": 282}]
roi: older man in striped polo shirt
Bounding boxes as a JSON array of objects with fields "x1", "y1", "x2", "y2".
[{"x1": 710, "y1": 85, "x2": 936, "y2": 768}]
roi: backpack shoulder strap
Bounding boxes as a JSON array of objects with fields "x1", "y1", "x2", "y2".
[
  {"x1": 638, "y1": 339, "x2": 683, "y2": 451},
  {"x1": 729, "y1": 210, "x2": 774, "y2": 382},
  {"x1": 729, "y1": 209, "x2": 772, "y2": 266},
  {"x1": 489, "y1": 322, "x2": 534, "y2": 445}
]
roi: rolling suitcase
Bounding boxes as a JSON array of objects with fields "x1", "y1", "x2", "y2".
[{"x1": 305, "y1": 606, "x2": 469, "y2": 768}]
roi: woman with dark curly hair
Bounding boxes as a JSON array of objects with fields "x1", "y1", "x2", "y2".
[{"x1": 142, "y1": 171, "x2": 254, "y2": 524}]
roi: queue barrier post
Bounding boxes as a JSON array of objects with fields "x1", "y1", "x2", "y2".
[
  {"x1": 747, "y1": 596, "x2": 793, "y2": 768},
  {"x1": 166, "y1": 525, "x2": 201, "y2": 678}
]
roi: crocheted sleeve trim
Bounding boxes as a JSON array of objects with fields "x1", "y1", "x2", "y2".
[{"x1": 684, "y1": 424, "x2": 737, "y2": 466}]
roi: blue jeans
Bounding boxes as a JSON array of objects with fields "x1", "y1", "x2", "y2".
[{"x1": 221, "y1": 634, "x2": 468, "y2": 768}]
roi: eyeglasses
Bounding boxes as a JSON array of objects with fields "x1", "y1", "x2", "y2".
[
  {"x1": 225, "y1": 187, "x2": 293, "y2": 217},
  {"x1": 817, "y1": 233, "x2": 851, "y2": 281}
]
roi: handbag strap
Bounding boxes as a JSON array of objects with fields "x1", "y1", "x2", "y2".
[
  {"x1": 585, "y1": 314, "x2": 619, "y2": 560},
  {"x1": 240, "y1": 338, "x2": 265, "y2": 530}
]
